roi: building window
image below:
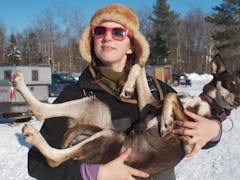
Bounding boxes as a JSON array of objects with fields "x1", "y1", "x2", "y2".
[
  {"x1": 32, "y1": 70, "x2": 39, "y2": 81},
  {"x1": 4, "y1": 70, "x2": 12, "y2": 81}
]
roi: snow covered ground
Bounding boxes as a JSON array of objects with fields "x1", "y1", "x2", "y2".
[
  {"x1": 174, "y1": 73, "x2": 240, "y2": 180},
  {"x1": 0, "y1": 73, "x2": 239, "y2": 180}
]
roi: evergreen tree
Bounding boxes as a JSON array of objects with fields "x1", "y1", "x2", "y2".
[
  {"x1": 205, "y1": 0, "x2": 240, "y2": 60},
  {"x1": 6, "y1": 34, "x2": 22, "y2": 65},
  {"x1": 149, "y1": 0, "x2": 179, "y2": 65}
]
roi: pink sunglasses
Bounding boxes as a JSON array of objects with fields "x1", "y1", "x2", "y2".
[{"x1": 91, "y1": 25, "x2": 133, "y2": 41}]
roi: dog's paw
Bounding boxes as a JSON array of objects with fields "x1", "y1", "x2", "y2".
[
  {"x1": 184, "y1": 143, "x2": 195, "y2": 155},
  {"x1": 120, "y1": 87, "x2": 134, "y2": 99},
  {"x1": 160, "y1": 118, "x2": 174, "y2": 136},
  {"x1": 12, "y1": 71, "x2": 25, "y2": 91},
  {"x1": 22, "y1": 123, "x2": 42, "y2": 146},
  {"x1": 120, "y1": 82, "x2": 135, "y2": 99}
]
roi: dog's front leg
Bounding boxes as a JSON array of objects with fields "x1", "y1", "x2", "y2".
[
  {"x1": 136, "y1": 67, "x2": 158, "y2": 110},
  {"x1": 120, "y1": 64, "x2": 158, "y2": 110},
  {"x1": 160, "y1": 93, "x2": 194, "y2": 154},
  {"x1": 120, "y1": 64, "x2": 142, "y2": 99}
]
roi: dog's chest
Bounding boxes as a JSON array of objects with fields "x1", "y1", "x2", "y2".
[{"x1": 178, "y1": 93, "x2": 211, "y2": 117}]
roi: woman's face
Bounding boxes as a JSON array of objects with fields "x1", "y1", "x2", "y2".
[{"x1": 93, "y1": 22, "x2": 133, "y2": 72}]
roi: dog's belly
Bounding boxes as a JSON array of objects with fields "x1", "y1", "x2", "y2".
[{"x1": 178, "y1": 92, "x2": 211, "y2": 117}]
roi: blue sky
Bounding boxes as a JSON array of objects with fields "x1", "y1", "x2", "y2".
[{"x1": 0, "y1": 0, "x2": 223, "y2": 33}]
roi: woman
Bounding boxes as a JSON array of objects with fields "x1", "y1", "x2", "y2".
[{"x1": 28, "y1": 4, "x2": 221, "y2": 180}]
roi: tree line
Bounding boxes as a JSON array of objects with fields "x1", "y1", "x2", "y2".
[{"x1": 0, "y1": 0, "x2": 239, "y2": 74}]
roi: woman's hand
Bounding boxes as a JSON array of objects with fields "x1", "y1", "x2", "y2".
[
  {"x1": 173, "y1": 109, "x2": 221, "y2": 157},
  {"x1": 97, "y1": 148, "x2": 149, "y2": 180}
]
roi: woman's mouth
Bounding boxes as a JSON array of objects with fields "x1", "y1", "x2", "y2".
[{"x1": 102, "y1": 45, "x2": 115, "y2": 50}]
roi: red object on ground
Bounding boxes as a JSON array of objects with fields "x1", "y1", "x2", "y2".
[{"x1": 10, "y1": 87, "x2": 16, "y2": 102}]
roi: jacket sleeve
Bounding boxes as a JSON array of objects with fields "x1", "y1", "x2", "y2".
[
  {"x1": 80, "y1": 164, "x2": 100, "y2": 180},
  {"x1": 28, "y1": 83, "x2": 84, "y2": 180},
  {"x1": 28, "y1": 146, "x2": 82, "y2": 180}
]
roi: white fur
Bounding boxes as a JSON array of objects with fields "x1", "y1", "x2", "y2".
[
  {"x1": 179, "y1": 95, "x2": 211, "y2": 117},
  {"x1": 146, "y1": 117, "x2": 158, "y2": 130}
]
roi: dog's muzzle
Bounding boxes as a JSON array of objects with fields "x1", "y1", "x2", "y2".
[{"x1": 233, "y1": 95, "x2": 240, "y2": 108}]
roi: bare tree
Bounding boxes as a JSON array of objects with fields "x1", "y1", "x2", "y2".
[
  {"x1": 55, "y1": 3, "x2": 86, "y2": 73},
  {"x1": 0, "y1": 21, "x2": 6, "y2": 65},
  {"x1": 177, "y1": 7, "x2": 214, "y2": 73},
  {"x1": 33, "y1": 9, "x2": 62, "y2": 71}
]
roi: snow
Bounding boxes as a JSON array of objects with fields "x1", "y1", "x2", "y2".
[
  {"x1": 0, "y1": 74, "x2": 239, "y2": 180},
  {"x1": 174, "y1": 74, "x2": 240, "y2": 180}
]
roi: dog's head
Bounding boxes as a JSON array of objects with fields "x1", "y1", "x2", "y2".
[{"x1": 204, "y1": 54, "x2": 240, "y2": 110}]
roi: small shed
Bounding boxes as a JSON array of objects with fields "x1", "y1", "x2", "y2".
[
  {"x1": 145, "y1": 65, "x2": 172, "y2": 82},
  {"x1": 0, "y1": 65, "x2": 51, "y2": 85},
  {"x1": 0, "y1": 65, "x2": 52, "y2": 120}
]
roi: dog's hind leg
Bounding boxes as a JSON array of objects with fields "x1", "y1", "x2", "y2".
[
  {"x1": 160, "y1": 93, "x2": 194, "y2": 154},
  {"x1": 12, "y1": 71, "x2": 73, "y2": 120},
  {"x1": 61, "y1": 124, "x2": 105, "y2": 148},
  {"x1": 12, "y1": 71, "x2": 113, "y2": 128},
  {"x1": 22, "y1": 123, "x2": 121, "y2": 167}
]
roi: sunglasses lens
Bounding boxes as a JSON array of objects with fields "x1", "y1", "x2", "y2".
[
  {"x1": 112, "y1": 28, "x2": 127, "y2": 39},
  {"x1": 93, "y1": 26, "x2": 106, "y2": 37}
]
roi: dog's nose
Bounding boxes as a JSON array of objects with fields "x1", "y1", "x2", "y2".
[{"x1": 234, "y1": 96, "x2": 240, "y2": 107}]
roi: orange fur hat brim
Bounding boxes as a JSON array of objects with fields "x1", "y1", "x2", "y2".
[{"x1": 79, "y1": 4, "x2": 150, "y2": 66}]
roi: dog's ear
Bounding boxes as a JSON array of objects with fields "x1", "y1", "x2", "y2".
[{"x1": 210, "y1": 54, "x2": 228, "y2": 76}]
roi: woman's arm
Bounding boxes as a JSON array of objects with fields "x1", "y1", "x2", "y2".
[
  {"x1": 28, "y1": 146, "x2": 82, "y2": 180},
  {"x1": 97, "y1": 149, "x2": 149, "y2": 180},
  {"x1": 80, "y1": 149, "x2": 149, "y2": 180},
  {"x1": 173, "y1": 109, "x2": 222, "y2": 157}
]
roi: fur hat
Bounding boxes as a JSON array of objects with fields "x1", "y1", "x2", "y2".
[{"x1": 79, "y1": 4, "x2": 150, "y2": 66}]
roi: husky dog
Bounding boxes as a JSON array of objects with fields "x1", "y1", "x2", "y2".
[{"x1": 12, "y1": 54, "x2": 240, "y2": 178}]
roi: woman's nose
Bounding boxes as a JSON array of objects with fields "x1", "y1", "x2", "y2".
[{"x1": 103, "y1": 30, "x2": 113, "y2": 41}]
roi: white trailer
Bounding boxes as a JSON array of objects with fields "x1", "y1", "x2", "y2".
[{"x1": 0, "y1": 65, "x2": 51, "y2": 121}]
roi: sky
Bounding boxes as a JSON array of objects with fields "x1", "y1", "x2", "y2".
[{"x1": 0, "y1": 0, "x2": 223, "y2": 33}]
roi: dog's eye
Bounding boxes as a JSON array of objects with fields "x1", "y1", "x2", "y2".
[{"x1": 232, "y1": 81, "x2": 236, "y2": 86}]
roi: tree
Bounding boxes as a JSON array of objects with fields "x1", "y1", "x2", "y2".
[
  {"x1": 71, "y1": 38, "x2": 87, "y2": 73},
  {"x1": 149, "y1": 0, "x2": 179, "y2": 65},
  {"x1": 32, "y1": 5, "x2": 85, "y2": 73},
  {"x1": 23, "y1": 32, "x2": 42, "y2": 65},
  {"x1": 205, "y1": 0, "x2": 240, "y2": 69},
  {"x1": 137, "y1": 6, "x2": 153, "y2": 43},
  {"x1": 6, "y1": 34, "x2": 22, "y2": 65},
  {"x1": 34, "y1": 9, "x2": 60, "y2": 66},
  {"x1": 55, "y1": 3, "x2": 86, "y2": 72},
  {"x1": 177, "y1": 7, "x2": 215, "y2": 73},
  {"x1": 0, "y1": 21, "x2": 6, "y2": 65}
]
